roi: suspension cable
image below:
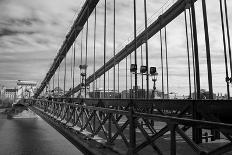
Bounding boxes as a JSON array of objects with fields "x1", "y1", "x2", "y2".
[
  {"x1": 224, "y1": 0, "x2": 232, "y2": 83},
  {"x1": 70, "y1": 47, "x2": 73, "y2": 88},
  {"x1": 189, "y1": 9, "x2": 196, "y2": 99},
  {"x1": 144, "y1": 0, "x2": 149, "y2": 99},
  {"x1": 141, "y1": 45, "x2": 144, "y2": 98},
  {"x1": 164, "y1": 27, "x2": 169, "y2": 99},
  {"x1": 184, "y1": 10, "x2": 192, "y2": 99},
  {"x1": 93, "y1": 8, "x2": 97, "y2": 98},
  {"x1": 85, "y1": 11, "x2": 89, "y2": 98},
  {"x1": 64, "y1": 56, "x2": 66, "y2": 95},
  {"x1": 103, "y1": 0, "x2": 106, "y2": 98},
  {"x1": 53, "y1": 74, "x2": 55, "y2": 96},
  {"x1": 113, "y1": 0, "x2": 116, "y2": 98},
  {"x1": 58, "y1": 66, "x2": 60, "y2": 95},
  {"x1": 118, "y1": 63, "x2": 120, "y2": 94},
  {"x1": 126, "y1": 57, "x2": 128, "y2": 98},
  {"x1": 219, "y1": 0, "x2": 230, "y2": 99},
  {"x1": 160, "y1": 29, "x2": 164, "y2": 99},
  {"x1": 130, "y1": 54, "x2": 132, "y2": 98},
  {"x1": 73, "y1": 42, "x2": 76, "y2": 97},
  {"x1": 133, "y1": 0, "x2": 138, "y2": 98}
]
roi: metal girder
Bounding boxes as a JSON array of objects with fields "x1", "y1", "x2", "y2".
[
  {"x1": 34, "y1": 0, "x2": 100, "y2": 98},
  {"x1": 65, "y1": 0, "x2": 198, "y2": 96}
]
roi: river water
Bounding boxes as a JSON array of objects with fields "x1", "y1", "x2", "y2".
[{"x1": 0, "y1": 109, "x2": 83, "y2": 155}]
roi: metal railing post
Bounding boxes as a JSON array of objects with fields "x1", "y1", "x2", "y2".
[
  {"x1": 127, "y1": 100, "x2": 136, "y2": 155},
  {"x1": 170, "y1": 124, "x2": 176, "y2": 155}
]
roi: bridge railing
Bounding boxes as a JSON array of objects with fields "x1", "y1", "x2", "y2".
[{"x1": 24, "y1": 98, "x2": 232, "y2": 155}]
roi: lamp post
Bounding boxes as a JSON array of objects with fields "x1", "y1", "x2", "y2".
[
  {"x1": 150, "y1": 67, "x2": 158, "y2": 99},
  {"x1": 130, "y1": 64, "x2": 158, "y2": 99},
  {"x1": 79, "y1": 64, "x2": 87, "y2": 98}
]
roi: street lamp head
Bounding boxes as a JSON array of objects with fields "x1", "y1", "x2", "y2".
[
  {"x1": 150, "y1": 67, "x2": 157, "y2": 75},
  {"x1": 140, "y1": 66, "x2": 148, "y2": 74},
  {"x1": 130, "y1": 64, "x2": 137, "y2": 73}
]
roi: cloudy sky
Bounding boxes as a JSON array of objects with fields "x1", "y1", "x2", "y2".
[{"x1": 0, "y1": 0, "x2": 232, "y2": 96}]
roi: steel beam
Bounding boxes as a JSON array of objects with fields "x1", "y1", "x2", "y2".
[
  {"x1": 34, "y1": 0, "x2": 100, "y2": 98},
  {"x1": 65, "y1": 0, "x2": 198, "y2": 96}
]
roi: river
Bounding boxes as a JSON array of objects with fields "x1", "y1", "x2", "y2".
[{"x1": 0, "y1": 109, "x2": 83, "y2": 155}]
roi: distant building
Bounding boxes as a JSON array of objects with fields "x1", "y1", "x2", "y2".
[
  {"x1": 5, "y1": 88, "x2": 18, "y2": 101},
  {"x1": 0, "y1": 86, "x2": 18, "y2": 102}
]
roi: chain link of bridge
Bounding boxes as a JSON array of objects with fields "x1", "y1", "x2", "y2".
[{"x1": 21, "y1": 0, "x2": 232, "y2": 154}]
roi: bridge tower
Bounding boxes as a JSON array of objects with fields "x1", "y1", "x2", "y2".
[{"x1": 17, "y1": 80, "x2": 37, "y2": 100}]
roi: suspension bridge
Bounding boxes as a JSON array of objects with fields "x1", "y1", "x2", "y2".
[{"x1": 18, "y1": 0, "x2": 232, "y2": 154}]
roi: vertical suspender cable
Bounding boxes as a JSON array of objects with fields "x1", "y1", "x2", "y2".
[
  {"x1": 133, "y1": 0, "x2": 138, "y2": 98},
  {"x1": 126, "y1": 57, "x2": 128, "y2": 98},
  {"x1": 85, "y1": 12, "x2": 89, "y2": 98},
  {"x1": 113, "y1": 0, "x2": 116, "y2": 98},
  {"x1": 219, "y1": 0, "x2": 230, "y2": 99},
  {"x1": 144, "y1": 0, "x2": 149, "y2": 99},
  {"x1": 191, "y1": 3, "x2": 201, "y2": 100},
  {"x1": 58, "y1": 66, "x2": 60, "y2": 95},
  {"x1": 103, "y1": 0, "x2": 107, "y2": 98},
  {"x1": 202, "y1": 0, "x2": 213, "y2": 99},
  {"x1": 118, "y1": 63, "x2": 120, "y2": 94},
  {"x1": 130, "y1": 54, "x2": 132, "y2": 98},
  {"x1": 71, "y1": 48, "x2": 73, "y2": 87},
  {"x1": 160, "y1": 30, "x2": 164, "y2": 99},
  {"x1": 80, "y1": 30, "x2": 83, "y2": 96},
  {"x1": 64, "y1": 56, "x2": 66, "y2": 95},
  {"x1": 93, "y1": 8, "x2": 97, "y2": 98},
  {"x1": 184, "y1": 10, "x2": 192, "y2": 99},
  {"x1": 108, "y1": 71, "x2": 110, "y2": 93},
  {"x1": 164, "y1": 27, "x2": 169, "y2": 99},
  {"x1": 191, "y1": 2, "x2": 202, "y2": 144},
  {"x1": 53, "y1": 74, "x2": 55, "y2": 96},
  {"x1": 189, "y1": 9, "x2": 197, "y2": 99},
  {"x1": 73, "y1": 41, "x2": 76, "y2": 97},
  {"x1": 224, "y1": 0, "x2": 232, "y2": 85},
  {"x1": 141, "y1": 45, "x2": 143, "y2": 98}
]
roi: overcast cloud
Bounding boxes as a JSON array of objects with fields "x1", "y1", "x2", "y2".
[{"x1": 0, "y1": 0, "x2": 232, "y2": 96}]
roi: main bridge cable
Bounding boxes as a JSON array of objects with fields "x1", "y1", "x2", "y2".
[
  {"x1": 65, "y1": 0, "x2": 199, "y2": 97},
  {"x1": 224, "y1": 0, "x2": 232, "y2": 88},
  {"x1": 219, "y1": 0, "x2": 230, "y2": 99},
  {"x1": 184, "y1": 10, "x2": 192, "y2": 99},
  {"x1": 34, "y1": 0, "x2": 100, "y2": 98}
]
